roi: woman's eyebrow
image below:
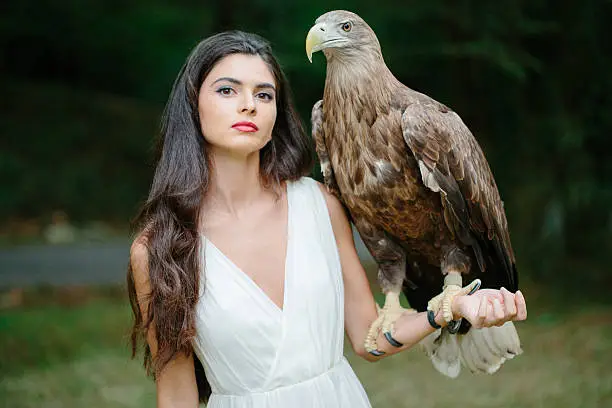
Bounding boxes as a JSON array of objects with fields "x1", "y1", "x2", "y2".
[
  {"x1": 212, "y1": 77, "x2": 241, "y2": 86},
  {"x1": 212, "y1": 77, "x2": 276, "y2": 92},
  {"x1": 256, "y1": 83, "x2": 276, "y2": 92}
]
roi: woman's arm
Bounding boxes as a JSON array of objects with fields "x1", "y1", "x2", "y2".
[
  {"x1": 130, "y1": 239, "x2": 200, "y2": 407},
  {"x1": 318, "y1": 184, "x2": 526, "y2": 361}
]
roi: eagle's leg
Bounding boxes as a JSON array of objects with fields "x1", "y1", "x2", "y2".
[
  {"x1": 427, "y1": 246, "x2": 476, "y2": 331},
  {"x1": 355, "y1": 221, "x2": 412, "y2": 354}
]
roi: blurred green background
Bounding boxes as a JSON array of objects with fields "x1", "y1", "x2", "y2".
[{"x1": 1, "y1": 0, "x2": 611, "y2": 407}]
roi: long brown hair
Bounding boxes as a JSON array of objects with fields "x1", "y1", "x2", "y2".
[{"x1": 127, "y1": 31, "x2": 313, "y2": 402}]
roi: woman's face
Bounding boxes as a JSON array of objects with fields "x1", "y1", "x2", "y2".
[{"x1": 198, "y1": 53, "x2": 277, "y2": 157}]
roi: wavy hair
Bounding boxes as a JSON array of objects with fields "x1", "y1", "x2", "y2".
[{"x1": 127, "y1": 31, "x2": 313, "y2": 402}]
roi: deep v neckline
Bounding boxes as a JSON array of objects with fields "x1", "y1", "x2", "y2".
[{"x1": 203, "y1": 182, "x2": 292, "y2": 313}]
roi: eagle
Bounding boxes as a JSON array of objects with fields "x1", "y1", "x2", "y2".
[{"x1": 306, "y1": 10, "x2": 522, "y2": 376}]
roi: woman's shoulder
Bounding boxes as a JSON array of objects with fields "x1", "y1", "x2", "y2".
[
  {"x1": 290, "y1": 176, "x2": 325, "y2": 201},
  {"x1": 291, "y1": 176, "x2": 345, "y2": 220},
  {"x1": 130, "y1": 236, "x2": 148, "y2": 268},
  {"x1": 291, "y1": 176, "x2": 353, "y2": 254},
  {"x1": 291, "y1": 176, "x2": 326, "y2": 193},
  {"x1": 130, "y1": 231, "x2": 151, "y2": 286}
]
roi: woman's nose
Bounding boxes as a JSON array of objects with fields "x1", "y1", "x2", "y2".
[{"x1": 239, "y1": 94, "x2": 256, "y2": 114}]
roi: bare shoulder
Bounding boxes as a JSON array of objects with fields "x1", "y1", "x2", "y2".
[
  {"x1": 130, "y1": 234, "x2": 150, "y2": 291},
  {"x1": 315, "y1": 181, "x2": 346, "y2": 221},
  {"x1": 315, "y1": 181, "x2": 353, "y2": 242}
]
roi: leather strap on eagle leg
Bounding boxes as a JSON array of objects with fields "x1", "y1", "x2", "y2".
[{"x1": 444, "y1": 272, "x2": 463, "y2": 288}]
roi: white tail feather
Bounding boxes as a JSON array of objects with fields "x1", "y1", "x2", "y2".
[
  {"x1": 420, "y1": 321, "x2": 522, "y2": 377},
  {"x1": 420, "y1": 330, "x2": 461, "y2": 378}
]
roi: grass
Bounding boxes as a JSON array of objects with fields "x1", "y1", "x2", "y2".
[
  {"x1": 352, "y1": 308, "x2": 612, "y2": 408},
  {"x1": 1, "y1": 286, "x2": 611, "y2": 408},
  {"x1": 0, "y1": 291, "x2": 156, "y2": 408}
]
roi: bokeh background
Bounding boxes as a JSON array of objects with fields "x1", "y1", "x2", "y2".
[{"x1": 1, "y1": 1, "x2": 611, "y2": 407}]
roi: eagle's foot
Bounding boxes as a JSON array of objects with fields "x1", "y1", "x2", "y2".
[
  {"x1": 364, "y1": 292, "x2": 413, "y2": 354},
  {"x1": 427, "y1": 274, "x2": 481, "y2": 323},
  {"x1": 380, "y1": 292, "x2": 413, "y2": 348},
  {"x1": 364, "y1": 309, "x2": 385, "y2": 356},
  {"x1": 427, "y1": 273, "x2": 463, "y2": 323}
]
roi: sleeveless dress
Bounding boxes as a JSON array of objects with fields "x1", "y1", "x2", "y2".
[{"x1": 192, "y1": 177, "x2": 372, "y2": 408}]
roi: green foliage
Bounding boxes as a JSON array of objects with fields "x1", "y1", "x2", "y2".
[
  {"x1": 0, "y1": 81, "x2": 159, "y2": 223},
  {"x1": 1, "y1": 0, "x2": 611, "y2": 288}
]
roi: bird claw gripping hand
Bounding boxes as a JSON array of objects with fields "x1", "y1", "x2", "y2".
[
  {"x1": 427, "y1": 274, "x2": 481, "y2": 332},
  {"x1": 364, "y1": 294, "x2": 416, "y2": 355}
]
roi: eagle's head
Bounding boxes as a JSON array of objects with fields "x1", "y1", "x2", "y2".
[{"x1": 306, "y1": 10, "x2": 381, "y2": 63}]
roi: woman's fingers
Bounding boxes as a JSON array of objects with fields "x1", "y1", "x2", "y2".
[
  {"x1": 473, "y1": 295, "x2": 488, "y2": 328},
  {"x1": 465, "y1": 287, "x2": 528, "y2": 327},
  {"x1": 472, "y1": 288, "x2": 503, "y2": 301},
  {"x1": 500, "y1": 287, "x2": 517, "y2": 319},
  {"x1": 514, "y1": 290, "x2": 527, "y2": 321},
  {"x1": 487, "y1": 298, "x2": 504, "y2": 326}
]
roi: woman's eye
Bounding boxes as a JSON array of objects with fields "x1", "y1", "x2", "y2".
[
  {"x1": 256, "y1": 92, "x2": 274, "y2": 101},
  {"x1": 217, "y1": 87, "x2": 234, "y2": 96}
]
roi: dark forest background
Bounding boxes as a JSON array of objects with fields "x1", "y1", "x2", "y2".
[{"x1": 1, "y1": 0, "x2": 611, "y2": 297}]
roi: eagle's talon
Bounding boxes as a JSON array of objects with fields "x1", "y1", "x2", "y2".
[
  {"x1": 427, "y1": 277, "x2": 482, "y2": 325},
  {"x1": 427, "y1": 284, "x2": 462, "y2": 323},
  {"x1": 467, "y1": 281, "x2": 481, "y2": 295},
  {"x1": 442, "y1": 295, "x2": 456, "y2": 322},
  {"x1": 364, "y1": 311, "x2": 384, "y2": 354},
  {"x1": 384, "y1": 331, "x2": 404, "y2": 348},
  {"x1": 447, "y1": 319, "x2": 462, "y2": 334},
  {"x1": 368, "y1": 349, "x2": 385, "y2": 356},
  {"x1": 378, "y1": 292, "x2": 414, "y2": 348}
]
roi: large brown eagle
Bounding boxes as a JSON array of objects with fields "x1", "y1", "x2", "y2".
[{"x1": 306, "y1": 10, "x2": 522, "y2": 376}]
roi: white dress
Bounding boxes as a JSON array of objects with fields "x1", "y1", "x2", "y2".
[{"x1": 192, "y1": 177, "x2": 372, "y2": 408}]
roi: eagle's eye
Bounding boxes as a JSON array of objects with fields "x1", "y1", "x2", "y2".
[{"x1": 341, "y1": 22, "x2": 352, "y2": 32}]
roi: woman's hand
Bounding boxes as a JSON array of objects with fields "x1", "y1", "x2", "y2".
[{"x1": 452, "y1": 287, "x2": 527, "y2": 329}]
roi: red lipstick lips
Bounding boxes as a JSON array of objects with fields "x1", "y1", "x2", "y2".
[{"x1": 232, "y1": 121, "x2": 258, "y2": 132}]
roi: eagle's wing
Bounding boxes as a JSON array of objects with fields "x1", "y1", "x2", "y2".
[
  {"x1": 311, "y1": 100, "x2": 340, "y2": 196},
  {"x1": 401, "y1": 102, "x2": 517, "y2": 290}
]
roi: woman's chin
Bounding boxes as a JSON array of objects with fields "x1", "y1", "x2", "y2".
[{"x1": 211, "y1": 139, "x2": 268, "y2": 157}]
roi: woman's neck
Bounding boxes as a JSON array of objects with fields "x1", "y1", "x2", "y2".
[{"x1": 205, "y1": 149, "x2": 267, "y2": 218}]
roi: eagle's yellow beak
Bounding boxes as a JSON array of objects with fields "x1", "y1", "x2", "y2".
[{"x1": 306, "y1": 23, "x2": 327, "y2": 63}]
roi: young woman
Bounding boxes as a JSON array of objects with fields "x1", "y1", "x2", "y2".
[{"x1": 127, "y1": 31, "x2": 527, "y2": 408}]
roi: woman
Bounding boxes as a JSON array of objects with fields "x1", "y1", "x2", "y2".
[{"x1": 128, "y1": 31, "x2": 526, "y2": 407}]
